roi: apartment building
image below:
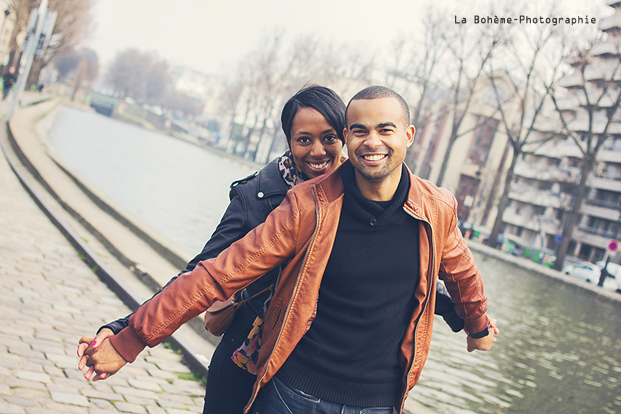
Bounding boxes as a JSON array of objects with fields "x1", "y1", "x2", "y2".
[{"x1": 502, "y1": 0, "x2": 621, "y2": 264}]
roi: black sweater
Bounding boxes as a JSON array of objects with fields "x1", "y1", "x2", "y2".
[{"x1": 276, "y1": 162, "x2": 420, "y2": 407}]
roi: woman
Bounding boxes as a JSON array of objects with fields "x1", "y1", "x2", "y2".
[{"x1": 78, "y1": 85, "x2": 348, "y2": 413}]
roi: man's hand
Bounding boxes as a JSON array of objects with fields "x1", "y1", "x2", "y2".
[
  {"x1": 77, "y1": 333, "x2": 127, "y2": 381},
  {"x1": 77, "y1": 328, "x2": 114, "y2": 374},
  {"x1": 467, "y1": 318, "x2": 499, "y2": 352}
]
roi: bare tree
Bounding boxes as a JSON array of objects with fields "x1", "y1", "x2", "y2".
[
  {"x1": 547, "y1": 33, "x2": 621, "y2": 270},
  {"x1": 23, "y1": 0, "x2": 95, "y2": 87},
  {"x1": 4, "y1": 0, "x2": 36, "y2": 72},
  {"x1": 106, "y1": 49, "x2": 170, "y2": 104},
  {"x1": 434, "y1": 11, "x2": 508, "y2": 187},
  {"x1": 384, "y1": 8, "x2": 447, "y2": 130},
  {"x1": 485, "y1": 8, "x2": 569, "y2": 249}
]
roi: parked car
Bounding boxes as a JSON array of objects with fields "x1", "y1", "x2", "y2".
[
  {"x1": 562, "y1": 262, "x2": 601, "y2": 283},
  {"x1": 563, "y1": 262, "x2": 621, "y2": 292}
]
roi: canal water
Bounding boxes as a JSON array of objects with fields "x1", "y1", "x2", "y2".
[{"x1": 47, "y1": 105, "x2": 621, "y2": 414}]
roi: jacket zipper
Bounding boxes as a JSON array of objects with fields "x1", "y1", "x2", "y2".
[
  {"x1": 246, "y1": 184, "x2": 323, "y2": 412},
  {"x1": 400, "y1": 207, "x2": 434, "y2": 413}
]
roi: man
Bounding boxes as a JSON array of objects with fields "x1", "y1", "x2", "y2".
[{"x1": 81, "y1": 86, "x2": 498, "y2": 414}]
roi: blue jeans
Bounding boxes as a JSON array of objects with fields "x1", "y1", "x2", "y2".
[{"x1": 253, "y1": 377, "x2": 395, "y2": 414}]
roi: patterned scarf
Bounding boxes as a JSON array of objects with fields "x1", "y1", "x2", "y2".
[{"x1": 277, "y1": 149, "x2": 308, "y2": 188}]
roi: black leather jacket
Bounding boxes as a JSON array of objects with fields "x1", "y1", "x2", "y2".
[{"x1": 101, "y1": 157, "x2": 464, "y2": 335}]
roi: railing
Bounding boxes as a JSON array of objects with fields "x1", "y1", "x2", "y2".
[
  {"x1": 585, "y1": 198, "x2": 621, "y2": 209},
  {"x1": 580, "y1": 226, "x2": 617, "y2": 238}
]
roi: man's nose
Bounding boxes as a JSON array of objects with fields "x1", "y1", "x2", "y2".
[{"x1": 365, "y1": 131, "x2": 382, "y2": 147}]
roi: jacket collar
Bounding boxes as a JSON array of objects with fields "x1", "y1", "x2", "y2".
[
  {"x1": 312, "y1": 161, "x2": 427, "y2": 220},
  {"x1": 256, "y1": 158, "x2": 291, "y2": 198}
]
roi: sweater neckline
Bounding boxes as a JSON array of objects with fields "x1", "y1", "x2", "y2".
[{"x1": 341, "y1": 161, "x2": 410, "y2": 225}]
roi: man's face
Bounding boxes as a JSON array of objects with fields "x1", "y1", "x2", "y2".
[{"x1": 345, "y1": 98, "x2": 414, "y2": 185}]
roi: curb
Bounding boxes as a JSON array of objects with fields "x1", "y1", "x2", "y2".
[{"x1": 0, "y1": 115, "x2": 211, "y2": 380}]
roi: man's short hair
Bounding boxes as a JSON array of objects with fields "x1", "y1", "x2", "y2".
[{"x1": 346, "y1": 85, "x2": 410, "y2": 126}]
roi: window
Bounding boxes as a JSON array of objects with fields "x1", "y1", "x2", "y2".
[{"x1": 468, "y1": 117, "x2": 499, "y2": 167}]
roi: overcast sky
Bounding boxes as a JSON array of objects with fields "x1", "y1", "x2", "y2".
[{"x1": 86, "y1": 0, "x2": 608, "y2": 76}]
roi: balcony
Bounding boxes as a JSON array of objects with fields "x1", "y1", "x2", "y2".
[
  {"x1": 588, "y1": 175, "x2": 621, "y2": 191},
  {"x1": 508, "y1": 189, "x2": 563, "y2": 208},
  {"x1": 585, "y1": 198, "x2": 621, "y2": 210},
  {"x1": 600, "y1": 12, "x2": 621, "y2": 31},
  {"x1": 573, "y1": 228, "x2": 616, "y2": 250},
  {"x1": 502, "y1": 209, "x2": 541, "y2": 231},
  {"x1": 591, "y1": 40, "x2": 621, "y2": 56},
  {"x1": 559, "y1": 72, "x2": 583, "y2": 89},
  {"x1": 581, "y1": 202, "x2": 621, "y2": 220}
]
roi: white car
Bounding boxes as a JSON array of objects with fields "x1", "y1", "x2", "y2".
[{"x1": 562, "y1": 262, "x2": 621, "y2": 293}]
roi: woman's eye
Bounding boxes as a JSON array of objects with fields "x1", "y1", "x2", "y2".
[
  {"x1": 297, "y1": 136, "x2": 310, "y2": 143},
  {"x1": 324, "y1": 135, "x2": 337, "y2": 142}
]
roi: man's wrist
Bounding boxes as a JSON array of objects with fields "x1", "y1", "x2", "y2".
[{"x1": 468, "y1": 322, "x2": 490, "y2": 339}]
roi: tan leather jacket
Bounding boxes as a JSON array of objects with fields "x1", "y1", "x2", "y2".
[{"x1": 111, "y1": 163, "x2": 489, "y2": 413}]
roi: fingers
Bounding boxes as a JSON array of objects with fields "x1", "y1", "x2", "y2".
[
  {"x1": 78, "y1": 329, "x2": 115, "y2": 373},
  {"x1": 83, "y1": 365, "x2": 96, "y2": 380},
  {"x1": 77, "y1": 336, "x2": 94, "y2": 357}
]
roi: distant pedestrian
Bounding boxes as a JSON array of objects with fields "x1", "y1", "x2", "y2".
[
  {"x1": 2, "y1": 66, "x2": 16, "y2": 100},
  {"x1": 598, "y1": 257, "x2": 613, "y2": 287}
]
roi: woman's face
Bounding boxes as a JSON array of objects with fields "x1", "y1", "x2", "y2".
[{"x1": 289, "y1": 107, "x2": 343, "y2": 179}]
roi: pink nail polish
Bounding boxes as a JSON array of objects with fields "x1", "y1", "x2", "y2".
[{"x1": 91, "y1": 341, "x2": 97, "y2": 346}]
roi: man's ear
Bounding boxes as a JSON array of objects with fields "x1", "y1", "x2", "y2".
[
  {"x1": 405, "y1": 125, "x2": 416, "y2": 148},
  {"x1": 343, "y1": 128, "x2": 349, "y2": 144}
]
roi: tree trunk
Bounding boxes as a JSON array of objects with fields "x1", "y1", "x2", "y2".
[
  {"x1": 486, "y1": 149, "x2": 518, "y2": 248},
  {"x1": 435, "y1": 127, "x2": 458, "y2": 187},
  {"x1": 552, "y1": 155, "x2": 593, "y2": 270}
]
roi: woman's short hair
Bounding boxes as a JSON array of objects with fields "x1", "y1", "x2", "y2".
[{"x1": 281, "y1": 85, "x2": 346, "y2": 145}]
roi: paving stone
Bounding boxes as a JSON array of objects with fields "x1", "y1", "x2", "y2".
[
  {"x1": 15, "y1": 371, "x2": 51, "y2": 384},
  {"x1": 4, "y1": 396, "x2": 42, "y2": 408},
  {"x1": 50, "y1": 391, "x2": 90, "y2": 407},
  {"x1": 12, "y1": 388, "x2": 48, "y2": 400},
  {"x1": 113, "y1": 402, "x2": 146, "y2": 414},
  {"x1": 112, "y1": 386, "x2": 158, "y2": 400},
  {"x1": 0, "y1": 402, "x2": 26, "y2": 414},
  {"x1": 156, "y1": 399, "x2": 186, "y2": 409},
  {"x1": 88, "y1": 398, "x2": 117, "y2": 410},
  {"x1": 3, "y1": 378, "x2": 47, "y2": 391},
  {"x1": 0, "y1": 383, "x2": 11, "y2": 395},
  {"x1": 127, "y1": 378, "x2": 162, "y2": 392},
  {"x1": 166, "y1": 409, "x2": 201, "y2": 414},
  {"x1": 124, "y1": 396, "x2": 157, "y2": 406},
  {"x1": 87, "y1": 409, "x2": 119, "y2": 414},
  {"x1": 145, "y1": 406, "x2": 166, "y2": 414},
  {"x1": 160, "y1": 394, "x2": 195, "y2": 405},
  {"x1": 79, "y1": 388, "x2": 124, "y2": 401},
  {"x1": 153, "y1": 361, "x2": 192, "y2": 373},
  {"x1": 8, "y1": 347, "x2": 44, "y2": 360},
  {"x1": 42, "y1": 402, "x2": 89, "y2": 413}
]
